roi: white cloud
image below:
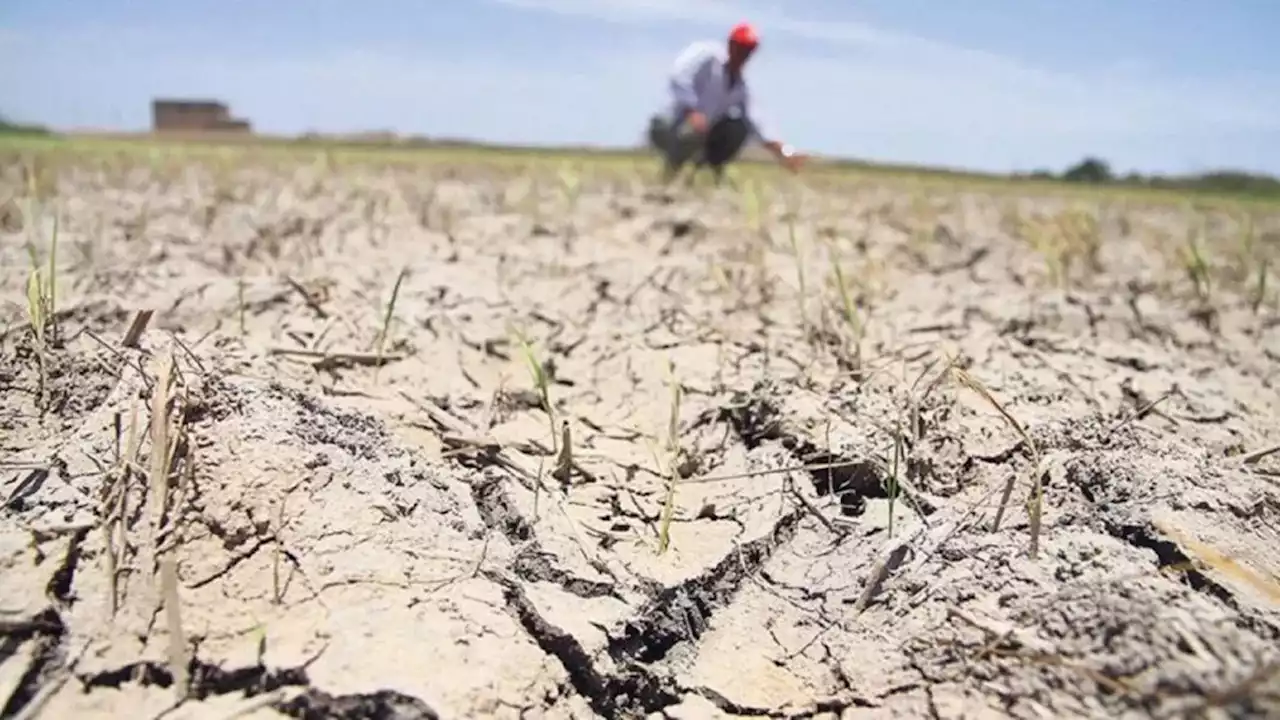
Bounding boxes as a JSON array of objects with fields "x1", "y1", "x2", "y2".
[
  {"x1": 489, "y1": 0, "x2": 747, "y2": 28},
  {"x1": 487, "y1": 0, "x2": 1043, "y2": 68}
]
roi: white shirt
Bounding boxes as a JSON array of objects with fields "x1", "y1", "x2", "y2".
[{"x1": 664, "y1": 40, "x2": 771, "y2": 143}]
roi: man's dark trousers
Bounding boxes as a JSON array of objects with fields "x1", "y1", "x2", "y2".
[{"x1": 648, "y1": 112, "x2": 750, "y2": 183}]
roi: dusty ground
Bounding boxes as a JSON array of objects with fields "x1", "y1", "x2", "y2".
[{"x1": 2, "y1": 151, "x2": 1280, "y2": 720}]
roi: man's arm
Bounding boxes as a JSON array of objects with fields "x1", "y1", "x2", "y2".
[
  {"x1": 760, "y1": 138, "x2": 799, "y2": 165},
  {"x1": 744, "y1": 103, "x2": 803, "y2": 171}
]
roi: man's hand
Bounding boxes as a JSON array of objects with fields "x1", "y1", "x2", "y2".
[
  {"x1": 765, "y1": 140, "x2": 807, "y2": 173},
  {"x1": 780, "y1": 151, "x2": 807, "y2": 173},
  {"x1": 685, "y1": 111, "x2": 709, "y2": 135}
]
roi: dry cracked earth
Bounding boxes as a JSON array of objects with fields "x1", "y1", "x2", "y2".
[{"x1": 2, "y1": 152, "x2": 1280, "y2": 720}]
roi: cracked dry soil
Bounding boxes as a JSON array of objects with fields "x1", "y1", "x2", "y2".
[{"x1": 2, "y1": 153, "x2": 1280, "y2": 720}]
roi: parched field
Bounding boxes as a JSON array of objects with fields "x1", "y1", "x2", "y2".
[{"x1": 2, "y1": 143, "x2": 1279, "y2": 720}]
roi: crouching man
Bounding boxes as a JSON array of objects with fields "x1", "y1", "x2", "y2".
[{"x1": 647, "y1": 22, "x2": 806, "y2": 184}]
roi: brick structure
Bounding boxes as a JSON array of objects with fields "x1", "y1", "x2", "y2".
[{"x1": 151, "y1": 99, "x2": 252, "y2": 133}]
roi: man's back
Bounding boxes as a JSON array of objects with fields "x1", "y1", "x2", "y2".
[
  {"x1": 667, "y1": 40, "x2": 751, "y2": 125},
  {"x1": 670, "y1": 40, "x2": 722, "y2": 80}
]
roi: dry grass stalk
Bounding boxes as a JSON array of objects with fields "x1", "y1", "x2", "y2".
[
  {"x1": 237, "y1": 277, "x2": 247, "y2": 335},
  {"x1": 786, "y1": 215, "x2": 810, "y2": 334},
  {"x1": 830, "y1": 254, "x2": 864, "y2": 374},
  {"x1": 1233, "y1": 212, "x2": 1256, "y2": 286},
  {"x1": 121, "y1": 309, "x2": 154, "y2": 349},
  {"x1": 22, "y1": 211, "x2": 59, "y2": 410},
  {"x1": 1180, "y1": 209, "x2": 1213, "y2": 305},
  {"x1": 407, "y1": 393, "x2": 606, "y2": 571},
  {"x1": 949, "y1": 364, "x2": 1046, "y2": 557},
  {"x1": 1251, "y1": 257, "x2": 1270, "y2": 315},
  {"x1": 373, "y1": 266, "x2": 409, "y2": 384},
  {"x1": 513, "y1": 326, "x2": 557, "y2": 512},
  {"x1": 850, "y1": 521, "x2": 929, "y2": 615},
  {"x1": 1007, "y1": 206, "x2": 1105, "y2": 289},
  {"x1": 160, "y1": 555, "x2": 189, "y2": 702},
  {"x1": 886, "y1": 414, "x2": 905, "y2": 538},
  {"x1": 516, "y1": 330, "x2": 555, "y2": 443},
  {"x1": 1106, "y1": 388, "x2": 1175, "y2": 439},
  {"x1": 858, "y1": 355, "x2": 955, "y2": 533},
  {"x1": 1153, "y1": 518, "x2": 1280, "y2": 603},
  {"x1": 268, "y1": 346, "x2": 405, "y2": 366},
  {"x1": 656, "y1": 359, "x2": 683, "y2": 555},
  {"x1": 1239, "y1": 443, "x2": 1280, "y2": 466},
  {"x1": 284, "y1": 275, "x2": 330, "y2": 319},
  {"x1": 147, "y1": 352, "x2": 175, "y2": 539},
  {"x1": 550, "y1": 421, "x2": 573, "y2": 485},
  {"x1": 272, "y1": 497, "x2": 287, "y2": 605},
  {"x1": 557, "y1": 162, "x2": 582, "y2": 209},
  {"x1": 134, "y1": 347, "x2": 187, "y2": 611},
  {"x1": 102, "y1": 399, "x2": 142, "y2": 615},
  {"x1": 681, "y1": 457, "x2": 900, "y2": 486}
]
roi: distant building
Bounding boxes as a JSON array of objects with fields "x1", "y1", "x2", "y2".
[{"x1": 151, "y1": 99, "x2": 252, "y2": 133}]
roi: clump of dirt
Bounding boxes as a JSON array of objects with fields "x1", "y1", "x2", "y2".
[{"x1": 1, "y1": 154, "x2": 1277, "y2": 719}]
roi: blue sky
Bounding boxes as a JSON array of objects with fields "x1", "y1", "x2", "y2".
[{"x1": 2, "y1": 0, "x2": 1277, "y2": 175}]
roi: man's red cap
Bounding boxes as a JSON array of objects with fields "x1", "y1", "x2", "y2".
[{"x1": 729, "y1": 22, "x2": 759, "y2": 48}]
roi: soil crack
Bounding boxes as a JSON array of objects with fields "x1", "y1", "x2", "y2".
[
  {"x1": 0, "y1": 605, "x2": 442, "y2": 720},
  {"x1": 488, "y1": 570, "x2": 678, "y2": 718},
  {"x1": 469, "y1": 475, "x2": 625, "y2": 600},
  {"x1": 607, "y1": 507, "x2": 805, "y2": 664}
]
